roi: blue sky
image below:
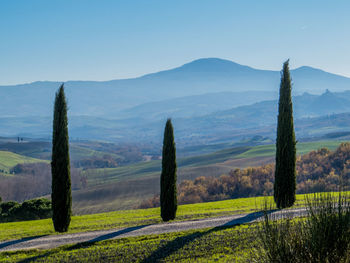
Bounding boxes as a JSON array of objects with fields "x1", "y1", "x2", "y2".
[{"x1": 1, "y1": 0, "x2": 350, "y2": 85}]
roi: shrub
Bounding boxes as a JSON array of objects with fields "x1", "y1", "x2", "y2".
[
  {"x1": 0, "y1": 201, "x2": 20, "y2": 217},
  {"x1": 18, "y1": 198, "x2": 52, "y2": 220},
  {"x1": 254, "y1": 192, "x2": 350, "y2": 263},
  {"x1": 0, "y1": 198, "x2": 52, "y2": 222}
]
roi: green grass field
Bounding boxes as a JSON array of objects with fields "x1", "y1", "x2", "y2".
[
  {"x1": 0, "y1": 225, "x2": 255, "y2": 262},
  {"x1": 0, "y1": 151, "x2": 47, "y2": 173}
]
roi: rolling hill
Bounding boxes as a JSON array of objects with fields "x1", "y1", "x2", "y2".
[
  {"x1": 0, "y1": 151, "x2": 47, "y2": 173},
  {"x1": 72, "y1": 140, "x2": 343, "y2": 213}
]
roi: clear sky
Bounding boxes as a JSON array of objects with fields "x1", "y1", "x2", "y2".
[{"x1": 1, "y1": 0, "x2": 350, "y2": 85}]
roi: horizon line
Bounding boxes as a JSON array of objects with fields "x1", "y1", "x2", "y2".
[{"x1": 1, "y1": 57, "x2": 348, "y2": 86}]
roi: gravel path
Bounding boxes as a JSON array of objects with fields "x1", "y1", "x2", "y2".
[{"x1": 0, "y1": 208, "x2": 306, "y2": 252}]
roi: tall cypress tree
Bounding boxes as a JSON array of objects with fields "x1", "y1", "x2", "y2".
[
  {"x1": 160, "y1": 119, "x2": 177, "y2": 221},
  {"x1": 51, "y1": 84, "x2": 72, "y2": 232},
  {"x1": 274, "y1": 60, "x2": 296, "y2": 209}
]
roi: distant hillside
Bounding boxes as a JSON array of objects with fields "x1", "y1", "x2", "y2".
[
  {"x1": 0, "y1": 139, "x2": 143, "y2": 167},
  {"x1": 0, "y1": 151, "x2": 47, "y2": 173},
  {"x1": 121, "y1": 91, "x2": 275, "y2": 119},
  {"x1": 181, "y1": 89, "x2": 350, "y2": 131},
  {"x1": 3, "y1": 90, "x2": 350, "y2": 146}
]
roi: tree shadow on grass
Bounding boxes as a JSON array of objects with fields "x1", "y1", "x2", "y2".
[
  {"x1": 66, "y1": 224, "x2": 150, "y2": 250},
  {"x1": 0, "y1": 235, "x2": 48, "y2": 250},
  {"x1": 17, "y1": 210, "x2": 278, "y2": 262},
  {"x1": 141, "y1": 210, "x2": 277, "y2": 263},
  {"x1": 17, "y1": 224, "x2": 150, "y2": 263}
]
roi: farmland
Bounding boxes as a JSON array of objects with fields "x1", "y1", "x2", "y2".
[
  {"x1": 0, "y1": 138, "x2": 345, "y2": 214},
  {"x1": 73, "y1": 140, "x2": 343, "y2": 213}
]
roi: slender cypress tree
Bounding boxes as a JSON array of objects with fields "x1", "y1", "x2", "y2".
[
  {"x1": 274, "y1": 60, "x2": 296, "y2": 209},
  {"x1": 51, "y1": 84, "x2": 72, "y2": 232},
  {"x1": 160, "y1": 119, "x2": 177, "y2": 221}
]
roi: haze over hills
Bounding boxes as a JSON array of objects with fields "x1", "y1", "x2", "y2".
[
  {"x1": 2, "y1": 58, "x2": 350, "y2": 145},
  {"x1": 2, "y1": 90, "x2": 350, "y2": 148}
]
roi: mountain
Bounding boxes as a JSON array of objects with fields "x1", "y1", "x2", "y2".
[
  {"x1": 1, "y1": 58, "x2": 350, "y2": 118},
  {"x1": 2, "y1": 58, "x2": 350, "y2": 146}
]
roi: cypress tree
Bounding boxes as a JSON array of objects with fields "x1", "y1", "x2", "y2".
[
  {"x1": 274, "y1": 60, "x2": 296, "y2": 209},
  {"x1": 51, "y1": 84, "x2": 72, "y2": 232},
  {"x1": 160, "y1": 119, "x2": 177, "y2": 221}
]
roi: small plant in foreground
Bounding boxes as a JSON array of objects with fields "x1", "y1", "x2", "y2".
[{"x1": 254, "y1": 192, "x2": 350, "y2": 263}]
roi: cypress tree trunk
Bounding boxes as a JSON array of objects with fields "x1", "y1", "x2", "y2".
[
  {"x1": 274, "y1": 60, "x2": 296, "y2": 209},
  {"x1": 51, "y1": 84, "x2": 72, "y2": 232},
  {"x1": 160, "y1": 119, "x2": 177, "y2": 221}
]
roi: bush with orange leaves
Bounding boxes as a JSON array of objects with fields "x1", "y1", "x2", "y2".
[{"x1": 140, "y1": 143, "x2": 350, "y2": 208}]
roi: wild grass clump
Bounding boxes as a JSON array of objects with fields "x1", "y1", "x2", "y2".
[{"x1": 254, "y1": 192, "x2": 350, "y2": 263}]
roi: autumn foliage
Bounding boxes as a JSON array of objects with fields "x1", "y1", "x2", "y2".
[{"x1": 140, "y1": 143, "x2": 350, "y2": 208}]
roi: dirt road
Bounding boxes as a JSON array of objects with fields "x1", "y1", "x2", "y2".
[{"x1": 0, "y1": 208, "x2": 306, "y2": 252}]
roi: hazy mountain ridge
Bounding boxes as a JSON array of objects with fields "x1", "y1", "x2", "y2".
[
  {"x1": 2, "y1": 90, "x2": 350, "y2": 147},
  {"x1": 2, "y1": 58, "x2": 350, "y2": 118}
]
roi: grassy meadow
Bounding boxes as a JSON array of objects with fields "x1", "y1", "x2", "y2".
[{"x1": 0, "y1": 224, "x2": 255, "y2": 262}]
